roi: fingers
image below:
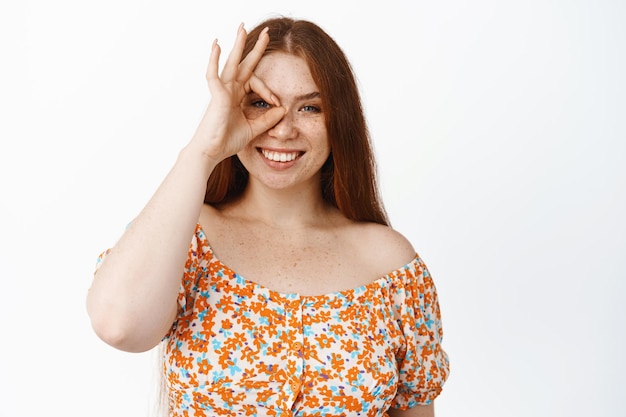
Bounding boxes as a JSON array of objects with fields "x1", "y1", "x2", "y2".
[
  {"x1": 206, "y1": 24, "x2": 271, "y2": 94},
  {"x1": 237, "y1": 27, "x2": 270, "y2": 83},
  {"x1": 221, "y1": 23, "x2": 246, "y2": 82},
  {"x1": 247, "y1": 73, "x2": 280, "y2": 107},
  {"x1": 205, "y1": 39, "x2": 221, "y2": 87},
  {"x1": 248, "y1": 106, "x2": 287, "y2": 139}
]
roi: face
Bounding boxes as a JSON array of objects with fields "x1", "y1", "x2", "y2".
[{"x1": 238, "y1": 52, "x2": 330, "y2": 192}]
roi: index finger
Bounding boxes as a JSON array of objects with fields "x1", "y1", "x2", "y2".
[
  {"x1": 245, "y1": 74, "x2": 281, "y2": 107},
  {"x1": 236, "y1": 27, "x2": 270, "y2": 83}
]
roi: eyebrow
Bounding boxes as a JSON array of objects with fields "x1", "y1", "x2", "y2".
[
  {"x1": 245, "y1": 91, "x2": 321, "y2": 101},
  {"x1": 296, "y1": 92, "x2": 321, "y2": 101}
]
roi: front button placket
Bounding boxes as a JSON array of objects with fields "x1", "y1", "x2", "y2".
[{"x1": 283, "y1": 294, "x2": 305, "y2": 413}]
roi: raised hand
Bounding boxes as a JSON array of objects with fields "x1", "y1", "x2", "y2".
[
  {"x1": 189, "y1": 24, "x2": 286, "y2": 165},
  {"x1": 88, "y1": 24, "x2": 289, "y2": 354}
]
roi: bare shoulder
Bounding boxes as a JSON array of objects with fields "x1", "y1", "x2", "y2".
[
  {"x1": 347, "y1": 221, "x2": 417, "y2": 277},
  {"x1": 198, "y1": 203, "x2": 227, "y2": 229}
]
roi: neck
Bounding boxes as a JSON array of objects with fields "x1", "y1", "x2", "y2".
[{"x1": 233, "y1": 179, "x2": 334, "y2": 228}]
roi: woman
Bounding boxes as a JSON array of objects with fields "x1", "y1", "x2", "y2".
[{"x1": 87, "y1": 17, "x2": 449, "y2": 417}]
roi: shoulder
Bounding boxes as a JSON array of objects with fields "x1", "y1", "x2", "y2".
[
  {"x1": 198, "y1": 203, "x2": 229, "y2": 235},
  {"x1": 346, "y1": 221, "x2": 417, "y2": 277}
]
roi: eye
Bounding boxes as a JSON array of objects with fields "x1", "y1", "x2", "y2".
[
  {"x1": 251, "y1": 99, "x2": 270, "y2": 109},
  {"x1": 301, "y1": 105, "x2": 321, "y2": 113}
]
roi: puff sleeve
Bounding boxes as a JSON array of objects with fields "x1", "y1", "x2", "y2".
[
  {"x1": 164, "y1": 224, "x2": 212, "y2": 339},
  {"x1": 176, "y1": 224, "x2": 208, "y2": 313},
  {"x1": 390, "y1": 255, "x2": 450, "y2": 408}
]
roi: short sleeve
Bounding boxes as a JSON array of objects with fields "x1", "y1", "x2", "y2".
[
  {"x1": 390, "y1": 256, "x2": 450, "y2": 408},
  {"x1": 176, "y1": 224, "x2": 206, "y2": 313},
  {"x1": 165, "y1": 224, "x2": 210, "y2": 338}
]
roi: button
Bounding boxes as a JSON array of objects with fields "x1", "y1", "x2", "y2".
[
  {"x1": 292, "y1": 342, "x2": 303, "y2": 351},
  {"x1": 290, "y1": 381, "x2": 301, "y2": 392}
]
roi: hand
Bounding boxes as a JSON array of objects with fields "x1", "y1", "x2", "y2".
[{"x1": 189, "y1": 24, "x2": 286, "y2": 164}]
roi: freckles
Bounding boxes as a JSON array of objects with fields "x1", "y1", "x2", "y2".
[{"x1": 298, "y1": 121, "x2": 327, "y2": 140}]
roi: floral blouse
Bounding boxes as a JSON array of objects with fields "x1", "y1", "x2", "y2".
[
  {"x1": 96, "y1": 223, "x2": 449, "y2": 416},
  {"x1": 158, "y1": 224, "x2": 449, "y2": 416}
]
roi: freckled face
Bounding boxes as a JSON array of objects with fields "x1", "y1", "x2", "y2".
[{"x1": 238, "y1": 52, "x2": 330, "y2": 191}]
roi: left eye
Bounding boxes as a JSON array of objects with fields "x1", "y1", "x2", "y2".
[{"x1": 301, "y1": 105, "x2": 320, "y2": 113}]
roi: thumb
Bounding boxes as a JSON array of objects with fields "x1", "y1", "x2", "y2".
[{"x1": 248, "y1": 107, "x2": 287, "y2": 138}]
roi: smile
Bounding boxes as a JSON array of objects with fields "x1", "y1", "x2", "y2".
[{"x1": 260, "y1": 149, "x2": 302, "y2": 162}]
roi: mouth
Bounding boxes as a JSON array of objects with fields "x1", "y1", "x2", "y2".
[{"x1": 258, "y1": 148, "x2": 303, "y2": 163}]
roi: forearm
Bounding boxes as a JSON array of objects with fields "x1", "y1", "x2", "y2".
[{"x1": 87, "y1": 146, "x2": 216, "y2": 352}]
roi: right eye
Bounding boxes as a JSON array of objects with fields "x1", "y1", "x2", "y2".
[{"x1": 251, "y1": 99, "x2": 270, "y2": 109}]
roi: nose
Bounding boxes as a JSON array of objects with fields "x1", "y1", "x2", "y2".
[{"x1": 268, "y1": 110, "x2": 297, "y2": 140}]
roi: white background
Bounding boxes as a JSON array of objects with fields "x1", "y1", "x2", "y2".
[{"x1": 1, "y1": 1, "x2": 624, "y2": 416}]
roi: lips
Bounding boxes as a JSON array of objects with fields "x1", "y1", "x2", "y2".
[{"x1": 259, "y1": 148, "x2": 303, "y2": 163}]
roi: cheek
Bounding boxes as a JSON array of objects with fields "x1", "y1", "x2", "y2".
[
  {"x1": 235, "y1": 144, "x2": 258, "y2": 168},
  {"x1": 303, "y1": 120, "x2": 329, "y2": 148},
  {"x1": 316, "y1": 130, "x2": 331, "y2": 155}
]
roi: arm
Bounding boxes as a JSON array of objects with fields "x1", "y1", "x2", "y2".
[
  {"x1": 387, "y1": 404, "x2": 434, "y2": 417},
  {"x1": 86, "y1": 24, "x2": 285, "y2": 353}
]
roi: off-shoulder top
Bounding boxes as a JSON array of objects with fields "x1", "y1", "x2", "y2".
[{"x1": 157, "y1": 224, "x2": 449, "y2": 416}]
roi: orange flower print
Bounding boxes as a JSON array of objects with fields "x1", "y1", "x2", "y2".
[
  {"x1": 197, "y1": 359, "x2": 211, "y2": 375},
  {"x1": 315, "y1": 333, "x2": 333, "y2": 349},
  {"x1": 330, "y1": 353, "x2": 346, "y2": 373},
  {"x1": 150, "y1": 224, "x2": 449, "y2": 416}
]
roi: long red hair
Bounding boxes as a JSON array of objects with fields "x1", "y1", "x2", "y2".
[{"x1": 205, "y1": 17, "x2": 389, "y2": 226}]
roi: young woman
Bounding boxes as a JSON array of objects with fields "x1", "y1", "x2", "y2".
[{"x1": 87, "y1": 17, "x2": 449, "y2": 417}]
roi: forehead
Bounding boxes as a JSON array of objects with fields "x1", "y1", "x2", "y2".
[{"x1": 254, "y1": 52, "x2": 319, "y2": 96}]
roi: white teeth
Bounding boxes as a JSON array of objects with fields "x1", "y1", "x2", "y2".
[{"x1": 262, "y1": 149, "x2": 299, "y2": 162}]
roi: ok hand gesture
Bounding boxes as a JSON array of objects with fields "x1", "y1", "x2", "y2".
[{"x1": 189, "y1": 24, "x2": 286, "y2": 165}]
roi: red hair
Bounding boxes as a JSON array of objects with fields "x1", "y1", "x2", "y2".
[{"x1": 205, "y1": 17, "x2": 389, "y2": 226}]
